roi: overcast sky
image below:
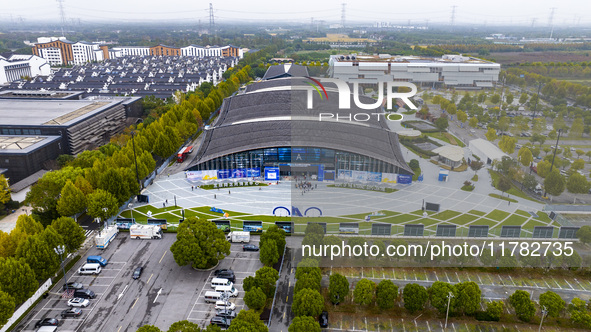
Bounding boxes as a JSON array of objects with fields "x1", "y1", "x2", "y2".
[{"x1": 2, "y1": 0, "x2": 590, "y2": 26}]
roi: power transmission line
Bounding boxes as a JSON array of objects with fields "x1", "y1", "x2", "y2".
[
  {"x1": 341, "y1": 3, "x2": 346, "y2": 29},
  {"x1": 56, "y1": 0, "x2": 67, "y2": 36},
  {"x1": 450, "y1": 5, "x2": 457, "y2": 28},
  {"x1": 209, "y1": 3, "x2": 215, "y2": 35}
]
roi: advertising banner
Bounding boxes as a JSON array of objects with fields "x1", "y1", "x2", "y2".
[
  {"x1": 381, "y1": 173, "x2": 397, "y2": 184},
  {"x1": 397, "y1": 174, "x2": 412, "y2": 184},
  {"x1": 186, "y1": 170, "x2": 218, "y2": 181},
  {"x1": 265, "y1": 167, "x2": 280, "y2": 181}
]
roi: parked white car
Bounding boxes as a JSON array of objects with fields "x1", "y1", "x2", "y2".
[
  {"x1": 67, "y1": 297, "x2": 89, "y2": 307},
  {"x1": 214, "y1": 301, "x2": 236, "y2": 311}
]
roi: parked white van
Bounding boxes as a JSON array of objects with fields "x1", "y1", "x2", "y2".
[
  {"x1": 215, "y1": 285, "x2": 238, "y2": 297},
  {"x1": 211, "y1": 278, "x2": 232, "y2": 288},
  {"x1": 78, "y1": 263, "x2": 101, "y2": 275},
  {"x1": 204, "y1": 291, "x2": 223, "y2": 303}
]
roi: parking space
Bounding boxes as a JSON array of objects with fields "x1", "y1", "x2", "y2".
[
  {"x1": 186, "y1": 240, "x2": 263, "y2": 328},
  {"x1": 16, "y1": 233, "x2": 263, "y2": 332}
]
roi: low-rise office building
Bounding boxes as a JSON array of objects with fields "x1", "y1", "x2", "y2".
[
  {"x1": 0, "y1": 55, "x2": 50, "y2": 84},
  {"x1": 329, "y1": 54, "x2": 500, "y2": 89}
]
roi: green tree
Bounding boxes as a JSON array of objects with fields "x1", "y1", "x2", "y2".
[
  {"x1": 517, "y1": 147, "x2": 533, "y2": 167},
  {"x1": 294, "y1": 273, "x2": 321, "y2": 294},
  {"x1": 498, "y1": 136, "x2": 517, "y2": 154},
  {"x1": 457, "y1": 110, "x2": 468, "y2": 124},
  {"x1": 469, "y1": 117, "x2": 478, "y2": 128},
  {"x1": 539, "y1": 291, "x2": 565, "y2": 318},
  {"x1": 485, "y1": 128, "x2": 498, "y2": 142},
  {"x1": 0, "y1": 175, "x2": 10, "y2": 207},
  {"x1": 170, "y1": 217, "x2": 231, "y2": 269},
  {"x1": 260, "y1": 225, "x2": 286, "y2": 257},
  {"x1": 255, "y1": 266, "x2": 279, "y2": 298},
  {"x1": 376, "y1": 279, "x2": 398, "y2": 310},
  {"x1": 0, "y1": 257, "x2": 38, "y2": 303},
  {"x1": 353, "y1": 278, "x2": 376, "y2": 306},
  {"x1": 15, "y1": 234, "x2": 59, "y2": 280},
  {"x1": 403, "y1": 283, "x2": 428, "y2": 313},
  {"x1": 227, "y1": 310, "x2": 268, "y2": 332},
  {"x1": 544, "y1": 169, "x2": 566, "y2": 197},
  {"x1": 577, "y1": 225, "x2": 591, "y2": 245},
  {"x1": 567, "y1": 172, "x2": 591, "y2": 203},
  {"x1": 243, "y1": 276, "x2": 256, "y2": 292},
  {"x1": 519, "y1": 93, "x2": 528, "y2": 104},
  {"x1": 14, "y1": 214, "x2": 43, "y2": 236},
  {"x1": 51, "y1": 217, "x2": 85, "y2": 253},
  {"x1": 328, "y1": 273, "x2": 349, "y2": 304},
  {"x1": 153, "y1": 132, "x2": 176, "y2": 159},
  {"x1": 454, "y1": 281, "x2": 481, "y2": 315},
  {"x1": 429, "y1": 281, "x2": 455, "y2": 314},
  {"x1": 0, "y1": 290, "x2": 15, "y2": 327},
  {"x1": 167, "y1": 320, "x2": 218, "y2": 332},
  {"x1": 509, "y1": 290, "x2": 536, "y2": 322},
  {"x1": 537, "y1": 160, "x2": 555, "y2": 178},
  {"x1": 498, "y1": 116, "x2": 511, "y2": 133},
  {"x1": 87, "y1": 189, "x2": 119, "y2": 221},
  {"x1": 496, "y1": 176, "x2": 512, "y2": 196},
  {"x1": 486, "y1": 301, "x2": 503, "y2": 321},
  {"x1": 523, "y1": 174, "x2": 538, "y2": 191},
  {"x1": 56, "y1": 180, "x2": 87, "y2": 219},
  {"x1": 244, "y1": 287, "x2": 266, "y2": 310},
  {"x1": 288, "y1": 316, "x2": 321, "y2": 332},
  {"x1": 506, "y1": 93, "x2": 514, "y2": 105},
  {"x1": 292, "y1": 289, "x2": 324, "y2": 317},
  {"x1": 98, "y1": 168, "x2": 131, "y2": 204},
  {"x1": 570, "y1": 118, "x2": 584, "y2": 138},
  {"x1": 491, "y1": 94, "x2": 501, "y2": 104},
  {"x1": 137, "y1": 325, "x2": 162, "y2": 332},
  {"x1": 571, "y1": 159, "x2": 585, "y2": 171},
  {"x1": 434, "y1": 117, "x2": 448, "y2": 130},
  {"x1": 259, "y1": 239, "x2": 279, "y2": 267}
]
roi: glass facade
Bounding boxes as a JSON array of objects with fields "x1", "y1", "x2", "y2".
[{"x1": 189, "y1": 146, "x2": 409, "y2": 175}]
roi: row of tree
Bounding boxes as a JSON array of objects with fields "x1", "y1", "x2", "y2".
[
  {"x1": 0, "y1": 215, "x2": 85, "y2": 326},
  {"x1": 136, "y1": 310, "x2": 268, "y2": 332},
  {"x1": 259, "y1": 225, "x2": 286, "y2": 267}
]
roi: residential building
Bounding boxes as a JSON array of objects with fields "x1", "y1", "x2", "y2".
[{"x1": 0, "y1": 55, "x2": 50, "y2": 84}]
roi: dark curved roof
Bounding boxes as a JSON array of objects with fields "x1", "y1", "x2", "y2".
[
  {"x1": 262, "y1": 64, "x2": 309, "y2": 80},
  {"x1": 187, "y1": 78, "x2": 411, "y2": 174}
]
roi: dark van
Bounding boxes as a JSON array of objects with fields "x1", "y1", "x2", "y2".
[
  {"x1": 73, "y1": 289, "x2": 96, "y2": 299},
  {"x1": 87, "y1": 255, "x2": 108, "y2": 267}
]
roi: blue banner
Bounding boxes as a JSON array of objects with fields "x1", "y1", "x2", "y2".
[
  {"x1": 246, "y1": 167, "x2": 261, "y2": 177},
  {"x1": 397, "y1": 174, "x2": 412, "y2": 184},
  {"x1": 317, "y1": 165, "x2": 325, "y2": 181},
  {"x1": 265, "y1": 167, "x2": 280, "y2": 181},
  {"x1": 217, "y1": 169, "x2": 231, "y2": 179},
  {"x1": 218, "y1": 168, "x2": 261, "y2": 179}
]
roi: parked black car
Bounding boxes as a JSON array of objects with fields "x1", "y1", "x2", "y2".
[
  {"x1": 73, "y1": 289, "x2": 96, "y2": 299},
  {"x1": 133, "y1": 267, "x2": 143, "y2": 280},
  {"x1": 63, "y1": 282, "x2": 84, "y2": 291},
  {"x1": 242, "y1": 244, "x2": 259, "y2": 252},
  {"x1": 60, "y1": 308, "x2": 82, "y2": 318},
  {"x1": 214, "y1": 269, "x2": 235, "y2": 283},
  {"x1": 34, "y1": 318, "x2": 59, "y2": 328},
  {"x1": 210, "y1": 316, "x2": 232, "y2": 328},
  {"x1": 319, "y1": 311, "x2": 328, "y2": 328}
]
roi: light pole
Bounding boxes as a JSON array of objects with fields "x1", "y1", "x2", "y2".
[
  {"x1": 539, "y1": 306, "x2": 548, "y2": 332},
  {"x1": 130, "y1": 131, "x2": 142, "y2": 194},
  {"x1": 128, "y1": 203, "x2": 134, "y2": 222},
  {"x1": 54, "y1": 245, "x2": 67, "y2": 290},
  {"x1": 445, "y1": 291, "x2": 454, "y2": 330},
  {"x1": 102, "y1": 207, "x2": 108, "y2": 234},
  {"x1": 543, "y1": 128, "x2": 562, "y2": 198}
]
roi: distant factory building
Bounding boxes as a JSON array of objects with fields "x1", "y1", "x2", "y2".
[{"x1": 329, "y1": 54, "x2": 500, "y2": 89}]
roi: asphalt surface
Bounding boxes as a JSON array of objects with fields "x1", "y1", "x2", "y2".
[{"x1": 17, "y1": 232, "x2": 262, "y2": 332}]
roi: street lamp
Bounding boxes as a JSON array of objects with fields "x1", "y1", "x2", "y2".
[
  {"x1": 543, "y1": 128, "x2": 562, "y2": 198},
  {"x1": 445, "y1": 291, "x2": 454, "y2": 330},
  {"x1": 128, "y1": 203, "x2": 134, "y2": 222},
  {"x1": 54, "y1": 245, "x2": 68, "y2": 291},
  {"x1": 539, "y1": 306, "x2": 548, "y2": 332}
]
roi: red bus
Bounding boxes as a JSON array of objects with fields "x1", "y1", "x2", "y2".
[{"x1": 177, "y1": 146, "x2": 194, "y2": 163}]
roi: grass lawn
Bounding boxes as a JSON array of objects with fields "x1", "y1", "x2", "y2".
[
  {"x1": 515, "y1": 209, "x2": 531, "y2": 217},
  {"x1": 424, "y1": 131, "x2": 466, "y2": 147},
  {"x1": 484, "y1": 209, "x2": 511, "y2": 222},
  {"x1": 522, "y1": 219, "x2": 551, "y2": 229},
  {"x1": 488, "y1": 170, "x2": 541, "y2": 203},
  {"x1": 536, "y1": 212, "x2": 552, "y2": 223},
  {"x1": 469, "y1": 218, "x2": 500, "y2": 227},
  {"x1": 382, "y1": 214, "x2": 421, "y2": 224},
  {"x1": 489, "y1": 193, "x2": 518, "y2": 203},
  {"x1": 432, "y1": 210, "x2": 462, "y2": 220},
  {"x1": 468, "y1": 210, "x2": 486, "y2": 216},
  {"x1": 499, "y1": 214, "x2": 528, "y2": 226},
  {"x1": 446, "y1": 213, "x2": 480, "y2": 225}
]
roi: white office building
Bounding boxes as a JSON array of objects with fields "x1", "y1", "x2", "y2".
[
  {"x1": 0, "y1": 55, "x2": 50, "y2": 84},
  {"x1": 71, "y1": 42, "x2": 106, "y2": 64},
  {"x1": 329, "y1": 54, "x2": 500, "y2": 89}
]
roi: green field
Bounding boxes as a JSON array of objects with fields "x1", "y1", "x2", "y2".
[{"x1": 118, "y1": 203, "x2": 562, "y2": 237}]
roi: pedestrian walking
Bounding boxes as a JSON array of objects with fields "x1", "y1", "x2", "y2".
[
  {"x1": 191, "y1": 186, "x2": 194, "y2": 191},
  {"x1": 228, "y1": 190, "x2": 231, "y2": 194},
  {"x1": 214, "y1": 194, "x2": 216, "y2": 199}
]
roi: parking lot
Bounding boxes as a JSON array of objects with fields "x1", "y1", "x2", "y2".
[{"x1": 16, "y1": 232, "x2": 262, "y2": 332}]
